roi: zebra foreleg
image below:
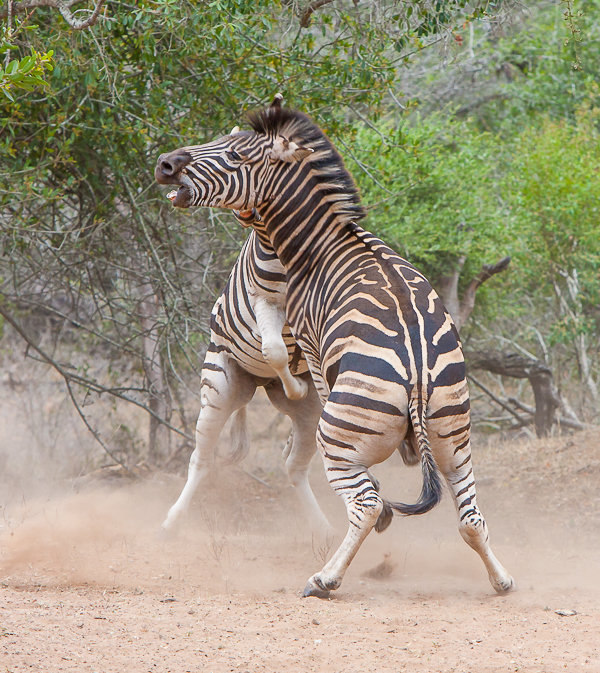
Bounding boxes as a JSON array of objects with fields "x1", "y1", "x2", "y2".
[
  {"x1": 253, "y1": 296, "x2": 308, "y2": 401},
  {"x1": 161, "y1": 356, "x2": 256, "y2": 533}
]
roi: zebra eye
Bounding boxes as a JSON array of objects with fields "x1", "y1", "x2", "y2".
[{"x1": 226, "y1": 150, "x2": 242, "y2": 161}]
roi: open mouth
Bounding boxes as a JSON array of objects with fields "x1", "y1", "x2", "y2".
[
  {"x1": 158, "y1": 170, "x2": 196, "y2": 208},
  {"x1": 163, "y1": 185, "x2": 192, "y2": 208},
  {"x1": 155, "y1": 155, "x2": 195, "y2": 208}
]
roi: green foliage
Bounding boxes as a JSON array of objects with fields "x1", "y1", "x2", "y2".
[
  {"x1": 466, "y1": 0, "x2": 600, "y2": 132},
  {"x1": 392, "y1": 0, "x2": 495, "y2": 52},
  {"x1": 346, "y1": 86, "x2": 599, "y2": 361},
  {"x1": 0, "y1": 15, "x2": 54, "y2": 100},
  {"x1": 0, "y1": 0, "x2": 492, "y2": 458},
  {"x1": 351, "y1": 115, "x2": 511, "y2": 287},
  {"x1": 504, "y1": 103, "x2": 600, "y2": 342},
  {"x1": 0, "y1": 48, "x2": 54, "y2": 99},
  {"x1": 1, "y1": 0, "x2": 598, "y2": 441}
]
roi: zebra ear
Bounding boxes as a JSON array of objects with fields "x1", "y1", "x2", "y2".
[
  {"x1": 230, "y1": 125, "x2": 240, "y2": 135},
  {"x1": 270, "y1": 135, "x2": 314, "y2": 163},
  {"x1": 270, "y1": 93, "x2": 283, "y2": 108}
]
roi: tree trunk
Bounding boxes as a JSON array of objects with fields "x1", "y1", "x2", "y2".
[
  {"x1": 139, "y1": 282, "x2": 171, "y2": 462},
  {"x1": 437, "y1": 256, "x2": 511, "y2": 332}
]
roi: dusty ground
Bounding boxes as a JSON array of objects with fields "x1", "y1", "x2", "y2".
[{"x1": 1, "y1": 391, "x2": 599, "y2": 673}]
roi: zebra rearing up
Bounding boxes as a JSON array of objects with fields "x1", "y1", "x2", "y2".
[
  {"x1": 160, "y1": 208, "x2": 331, "y2": 537},
  {"x1": 155, "y1": 96, "x2": 514, "y2": 598}
]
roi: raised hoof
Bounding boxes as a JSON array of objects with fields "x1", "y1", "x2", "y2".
[
  {"x1": 374, "y1": 500, "x2": 393, "y2": 533},
  {"x1": 492, "y1": 575, "x2": 516, "y2": 594},
  {"x1": 285, "y1": 377, "x2": 309, "y2": 401},
  {"x1": 302, "y1": 578, "x2": 331, "y2": 599}
]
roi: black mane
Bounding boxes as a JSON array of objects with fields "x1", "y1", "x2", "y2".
[{"x1": 247, "y1": 105, "x2": 366, "y2": 223}]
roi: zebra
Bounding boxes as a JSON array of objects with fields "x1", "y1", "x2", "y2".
[
  {"x1": 155, "y1": 96, "x2": 514, "y2": 598},
  {"x1": 160, "y1": 204, "x2": 331, "y2": 536}
]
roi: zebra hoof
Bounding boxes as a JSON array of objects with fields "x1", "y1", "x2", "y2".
[
  {"x1": 302, "y1": 577, "x2": 331, "y2": 599},
  {"x1": 157, "y1": 524, "x2": 175, "y2": 542},
  {"x1": 492, "y1": 574, "x2": 515, "y2": 594}
]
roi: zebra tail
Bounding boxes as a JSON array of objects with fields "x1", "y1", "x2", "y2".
[
  {"x1": 385, "y1": 393, "x2": 443, "y2": 517},
  {"x1": 222, "y1": 406, "x2": 250, "y2": 464}
]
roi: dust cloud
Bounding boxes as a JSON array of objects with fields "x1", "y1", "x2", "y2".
[{"x1": 2, "y1": 383, "x2": 599, "y2": 672}]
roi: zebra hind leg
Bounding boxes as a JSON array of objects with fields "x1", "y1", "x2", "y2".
[
  {"x1": 431, "y1": 425, "x2": 515, "y2": 594},
  {"x1": 303, "y1": 462, "x2": 383, "y2": 598},
  {"x1": 265, "y1": 378, "x2": 334, "y2": 537}
]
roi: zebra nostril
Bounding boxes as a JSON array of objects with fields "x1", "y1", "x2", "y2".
[
  {"x1": 156, "y1": 151, "x2": 192, "y2": 179},
  {"x1": 160, "y1": 159, "x2": 175, "y2": 175}
]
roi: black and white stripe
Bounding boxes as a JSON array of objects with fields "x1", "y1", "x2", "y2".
[{"x1": 156, "y1": 98, "x2": 514, "y2": 597}]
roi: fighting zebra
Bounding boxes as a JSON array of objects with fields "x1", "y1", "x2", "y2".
[
  {"x1": 155, "y1": 96, "x2": 514, "y2": 598},
  {"x1": 160, "y1": 208, "x2": 331, "y2": 536}
]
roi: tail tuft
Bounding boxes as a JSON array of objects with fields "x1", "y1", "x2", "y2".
[
  {"x1": 222, "y1": 407, "x2": 250, "y2": 464},
  {"x1": 387, "y1": 394, "x2": 443, "y2": 517}
]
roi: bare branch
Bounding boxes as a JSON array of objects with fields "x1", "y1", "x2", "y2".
[
  {"x1": 438, "y1": 256, "x2": 511, "y2": 331},
  {"x1": 436, "y1": 255, "x2": 466, "y2": 326},
  {"x1": 0, "y1": 0, "x2": 106, "y2": 29},
  {"x1": 0, "y1": 296, "x2": 193, "y2": 445},
  {"x1": 299, "y1": 0, "x2": 335, "y2": 28},
  {"x1": 458, "y1": 256, "x2": 511, "y2": 329},
  {"x1": 506, "y1": 397, "x2": 585, "y2": 431},
  {"x1": 64, "y1": 377, "x2": 133, "y2": 474},
  {"x1": 467, "y1": 373, "x2": 528, "y2": 427},
  {"x1": 468, "y1": 349, "x2": 562, "y2": 437}
]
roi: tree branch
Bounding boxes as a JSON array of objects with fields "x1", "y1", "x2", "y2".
[
  {"x1": 0, "y1": 0, "x2": 106, "y2": 29},
  {"x1": 0, "y1": 297, "x2": 193, "y2": 448},
  {"x1": 507, "y1": 397, "x2": 585, "y2": 432},
  {"x1": 299, "y1": 0, "x2": 335, "y2": 28},
  {"x1": 458, "y1": 256, "x2": 511, "y2": 329},
  {"x1": 437, "y1": 255, "x2": 511, "y2": 331},
  {"x1": 436, "y1": 254, "x2": 466, "y2": 326},
  {"x1": 467, "y1": 373, "x2": 528, "y2": 427}
]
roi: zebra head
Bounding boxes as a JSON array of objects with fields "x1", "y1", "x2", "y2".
[{"x1": 155, "y1": 95, "x2": 315, "y2": 211}]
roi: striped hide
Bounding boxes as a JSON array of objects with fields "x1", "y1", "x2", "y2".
[{"x1": 155, "y1": 96, "x2": 514, "y2": 598}]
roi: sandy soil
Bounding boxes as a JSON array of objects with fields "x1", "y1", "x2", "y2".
[{"x1": 1, "y1": 395, "x2": 599, "y2": 673}]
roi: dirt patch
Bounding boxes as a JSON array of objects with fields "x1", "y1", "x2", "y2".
[{"x1": 1, "y1": 395, "x2": 599, "y2": 672}]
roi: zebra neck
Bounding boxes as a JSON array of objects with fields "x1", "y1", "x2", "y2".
[{"x1": 256, "y1": 198, "x2": 355, "y2": 274}]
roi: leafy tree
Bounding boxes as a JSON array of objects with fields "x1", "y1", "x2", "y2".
[
  {"x1": 0, "y1": 0, "x2": 493, "y2": 466},
  {"x1": 502, "y1": 103, "x2": 600, "y2": 412}
]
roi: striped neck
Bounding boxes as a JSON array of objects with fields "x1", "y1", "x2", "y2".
[{"x1": 256, "y1": 173, "x2": 358, "y2": 275}]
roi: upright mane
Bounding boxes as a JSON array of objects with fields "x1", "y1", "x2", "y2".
[{"x1": 247, "y1": 105, "x2": 367, "y2": 223}]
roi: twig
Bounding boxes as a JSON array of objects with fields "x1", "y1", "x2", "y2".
[
  {"x1": 467, "y1": 373, "x2": 527, "y2": 426},
  {"x1": 0, "y1": 0, "x2": 106, "y2": 29},
  {"x1": 0, "y1": 296, "x2": 193, "y2": 442},
  {"x1": 507, "y1": 397, "x2": 585, "y2": 431},
  {"x1": 299, "y1": 0, "x2": 335, "y2": 28},
  {"x1": 64, "y1": 377, "x2": 133, "y2": 474}
]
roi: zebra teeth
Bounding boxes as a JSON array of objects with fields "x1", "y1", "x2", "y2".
[{"x1": 166, "y1": 190, "x2": 178, "y2": 201}]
